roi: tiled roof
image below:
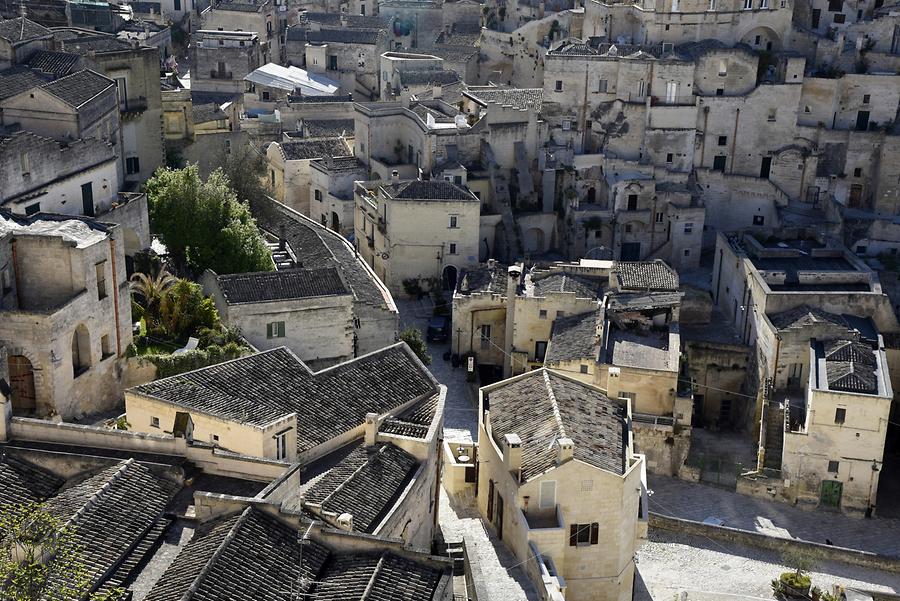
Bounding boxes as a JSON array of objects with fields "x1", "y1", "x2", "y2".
[
  {"x1": 0, "y1": 453, "x2": 64, "y2": 505},
  {"x1": 613, "y1": 260, "x2": 679, "y2": 291},
  {"x1": 546, "y1": 311, "x2": 599, "y2": 364},
  {"x1": 488, "y1": 369, "x2": 626, "y2": 480},
  {"x1": 305, "y1": 27, "x2": 383, "y2": 44},
  {"x1": 456, "y1": 263, "x2": 507, "y2": 295},
  {"x1": 0, "y1": 65, "x2": 51, "y2": 100},
  {"x1": 550, "y1": 41, "x2": 599, "y2": 56},
  {"x1": 298, "y1": 12, "x2": 389, "y2": 29},
  {"x1": 146, "y1": 507, "x2": 449, "y2": 601},
  {"x1": 281, "y1": 137, "x2": 350, "y2": 161},
  {"x1": 303, "y1": 118, "x2": 355, "y2": 137},
  {"x1": 294, "y1": 443, "x2": 419, "y2": 532},
  {"x1": 58, "y1": 33, "x2": 134, "y2": 54},
  {"x1": 248, "y1": 196, "x2": 389, "y2": 307},
  {"x1": 0, "y1": 17, "x2": 51, "y2": 42},
  {"x1": 131, "y1": 344, "x2": 438, "y2": 452},
  {"x1": 312, "y1": 155, "x2": 364, "y2": 172},
  {"x1": 45, "y1": 459, "x2": 176, "y2": 591},
  {"x1": 466, "y1": 87, "x2": 543, "y2": 111},
  {"x1": 433, "y1": 22, "x2": 481, "y2": 46},
  {"x1": 399, "y1": 69, "x2": 461, "y2": 86},
  {"x1": 380, "y1": 392, "x2": 439, "y2": 438},
  {"x1": 41, "y1": 69, "x2": 114, "y2": 107},
  {"x1": 824, "y1": 339, "x2": 877, "y2": 394},
  {"x1": 216, "y1": 267, "x2": 349, "y2": 304},
  {"x1": 532, "y1": 272, "x2": 603, "y2": 299},
  {"x1": 192, "y1": 103, "x2": 226, "y2": 124},
  {"x1": 214, "y1": 0, "x2": 270, "y2": 11},
  {"x1": 769, "y1": 306, "x2": 848, "y2": 330},
  {"x1": 26, "y1": 50, "x2": 81, "y2": 77},
  {"x1": 385, "y1": 180, "x2": 477, "y2": 201}
]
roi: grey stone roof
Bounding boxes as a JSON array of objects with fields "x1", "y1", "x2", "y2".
[
  {"x1": 824, "y1": 339, "x2": 877, "y2": 394},
  {"x1": 487, "y1": 369, "x2": 626, "y2": 480},
  {"x1": 380, "y1": 392, "x2": 439, "y2": 438},
  {"x1": 58, "y1": 33, "x2": 134, "y2": 54},
  {"x1": 546, "y1": 311, "x2": 599, "y2": 364},
  {"x1": 45, "y1": 459, "x2": 176, "y2": 592},
  {"x1": 281, "y1": 137, "x2": 349, "y2": 161},
  {"x1": 0, "y1": 453, "x2": 64, "y2": 505},
  {"x1": 532, "y1": 272, "x2": 603, "y2": 299},
  {"x1": 0, "y1": 65, "x2": 51, "y2": 100},
  {"x1": 465, "y1": 87, "x2": 543, "y2": 111},
  {"x1": 305, "y1": 27, "x2": 383, "y2": 45},
  {"x1": 550, "y1": 41, "x2": 599, "y2": 56},
  {"x1": 769, "y1": 305, "x2": 848, "y2": 330},
  {"x1": 26, "y1": 50, "x2": 80, "y2": 77},
  {"x1": 312, "y1": 155, "x2": 364, "y2": 172},
  {"x1": 249, "y1": 196, "x2": 388, "y2": 307},
  {"x1": 213, "y1": 0, "x2": 269, "y2": 12},
  {"x1": 131, "y1": 344, "x2": 438, "y2": 452},
  {"x1": 0, "y1": 17, "x2": 51, "y2": 42},
  {"x1": 295, "y1": 443, "x2": 419, "y2": 532},
  {"x1": 399, "y1": 68, "x2": 461, "y2": 86},
  {"x1": 298, "y1": 12, "x2": 389, "y2": 29},
  {"x1": 384, "y1": 180, "x2": 477, "y2": 201},
  {"x1": 192, "y1": 103, "x2": 226, "y2": 124},
  {"x1": 146, "y1": 506, "x2": 449, "y2": 601},
  {"x1": 604, "y1": 326, "x2": 675, "y2": 371},
  {"x1": 216, "y1": 267, "x2": 349, "y2": 304},
  {"x1": 457, "y1": 263, "x2": 507, "y2": 295},
  {"x1": 41, "y1": 69, "x2": 114, "y2": 108},
  {"x1": 613, "y1": 260, "x2": 679, "y2": 291},
  {"x1": 433, "y1": 22, "x2": 481, "y2": 46},
  {"x1": 304, "y1": 118, "x2": 355, "y2": 137}
]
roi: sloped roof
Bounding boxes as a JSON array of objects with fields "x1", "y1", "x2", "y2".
[
  {"x1": 216, "y1": 267, "x2": 349, "y2": 304},
  {"x1": 0, "y1": 17, "x2": 51, "y2": 42},
  {"x1": 40, "y1": 69, "x2": 114, "y2": 107},
  {"x1": 465, "y1": 87, "x2": 543, "y2": 111},
  {"x1": 487, "y1": 369, "x2": 626, "y2": 480},
  {"x1": 131, "y1": 344, "x2": 438, "y2": 453},
  {"x1": 456, "y1": 263, "x2": 507, "y2": 296},
  {"x1": 613, "y1": 260, "x2": 679, "y2": 291},
  {"x1": 824, "y1": 339, "x2": 877, "y2": 394},
  {"x1": 532, "y1": 272, "x2": 603, "y2": 299},
  {"x1": 384, "y1": 180, "x2": 477, "y2": 201},
  {"x1": 303, "y1": 118, "x2": 355, "y2": 137},
  {"x1": 294, "y1": 443, "x2": 419, "y2": 533},
  {"x1": 0, "y1": 65, "x2": 51, "y2": 100},
  {"x1": 280, "y1": 137, "x2": 349, "y2": 161},
  {"x1": 26, "y1": 50, "x2": 80, "y2": 77},
  {"x1": 245, "y1": 63, "x2": 338, "y2": 95},
  {"x1": 769, "y1": 305, "x2": 848, "y2": 330},
  {"x1": 546, "y1": 311, "x2": 599, "y2": 364},
  {"x1": 0, "y1": 453, "x2": 64, "y2": 505},
  {"x1": 380, "y1": 392, "x2": 439, "y2": 439}
]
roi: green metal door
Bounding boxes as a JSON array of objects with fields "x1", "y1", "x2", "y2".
[{"x1": 820, "y1": 480, "x2": 843, "y2": 508}]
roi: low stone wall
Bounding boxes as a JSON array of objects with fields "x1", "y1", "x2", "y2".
[
  {"x1": 122, "y1": 356, "x2": 158, "y2": 388},
  {"x1": 649, "y1": 513, "x2": 900, "y2": 573}
]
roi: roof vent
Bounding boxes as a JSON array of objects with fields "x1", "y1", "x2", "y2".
[{"x1": 336, "y1": 513, "x2": 353, "y2": 531}]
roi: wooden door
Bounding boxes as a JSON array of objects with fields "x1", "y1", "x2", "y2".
[
  {"x1": 820, "y1": 480, "x2": 843, "y2": 508},
  {"x1": 8, "y1": 355, "x2": 36, "y2": 413}
]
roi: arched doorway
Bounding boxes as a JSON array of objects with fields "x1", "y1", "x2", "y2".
[
  {"x1": 442, "y1": 265, "x2": 458, "y2": 291},
  {"x1": 331, "y1": 211, "x2": 341, "y2": 232},
  {"x1": 7, "y1": 355, "x2": 36, "y2": 413}
]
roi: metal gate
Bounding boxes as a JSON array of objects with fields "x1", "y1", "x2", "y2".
[{"x1": 694, "y1": 454, "x2": 747, "y2": 490}]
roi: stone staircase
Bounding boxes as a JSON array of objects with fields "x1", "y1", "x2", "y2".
[
  {"x1": 763, "y1": 403, "x2": 785, "y2": 471},
  {"x1": 484, "y1": 142, "x2": 523, "y2": 262}
]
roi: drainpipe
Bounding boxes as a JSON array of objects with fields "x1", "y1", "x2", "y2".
[
  {"x1": 729, "y1": 107, "x2": 740, "y2": 174},
  {"x1": 109, "y1": 238, "x2": 122, "y2": 357}
]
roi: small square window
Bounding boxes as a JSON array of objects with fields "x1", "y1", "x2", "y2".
[
  {"x1": 834, "y1": 407, "x2": 846, "y2": 424},
  {"x1": 539, "y1": 309, "x2": 548, "y2": 319},
  {"x1": 598, "y1": 79, "x2": 608, "y2": 93},
  {"x1": 666, "y1": 153, "x2": 673, "y2": 163},
  {"x1": 853, "y1": 168, "x2": 862, "y2": 177},
  {"x1": 449, "y1": 215, "x2": 458, "y2": 228},
  {"x1": 25, "y1": 203, "x2": 40, "y2": 216},
  {"x1": 267, "y1": 321, "x2": 286, "y2": 339},
  {"x1": 856, "y1": 245, "x2": 867, "y2": 254},
  {"x1": 150, "y1": 416, "x2": 160, "y2": 428},
  {"x1": 683, "y1": 222, "x2": 693, "y2": 234},
  {"x1": 684, "y1": 249, "x2": 691, "y2": 256},
  {"x1": 555, "y1": 80, "x2": 563, "y2": 92},
  {"x1": 212, "y1": 434, "x2": 219, "y2": 443},
  {"x1": 718, "y1": 135, "x2": 728, "y2": 146},
  {"x1": 833, "y1": 13, "x2": 845, "y2": 22},
  {"x1": 767, "y1": 108, "x2": 777, "y2": 121},
  {"x1": 716, "y1": 88, "x2": 724, "y2": 96},
  {"x1": 863, "y1": 94, "x2": 871, "y2": 104},
  {"x1": 580, "y1": 364, "x2": 589, "y2": 374},
  {"x1": 449, "y1": 243, "x2": 458, "y2": 255},
  {"x1": 827, "y1": 460, "x2": 840, "y2": 473},
  {"x1": 625, "y1": 224, "x2": 633, "y2": 233},
  {"x1": 753, "y1": 215, "x2": 765, "y2": 225}
]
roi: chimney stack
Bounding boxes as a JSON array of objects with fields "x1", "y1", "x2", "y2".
[
  {"x1": 364, "y1": 412, "x2": 378, "y2": 446},
  {"x1": 556, "y1": 437, "x2": 574, "y2": 465},
  {"x1": 391, "y1": 169, "x2": 399, "y2": 184},
  {"x1": 503, "y1": 432, "x2": 522, "y2": 481},
  {"x1": 433, "y1": 83, "x2": 442, "y2": 99}
]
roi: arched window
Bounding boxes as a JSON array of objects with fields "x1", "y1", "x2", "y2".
[{"x1": 72, "y1": 324, "x2": 91, "y2": 376}]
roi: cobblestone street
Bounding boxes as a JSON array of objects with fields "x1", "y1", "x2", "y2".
[{"x1": 648, "y1": 475, "x2": 900, "y2": 556}]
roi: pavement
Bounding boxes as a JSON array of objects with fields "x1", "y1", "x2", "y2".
[{"x1": 648, "y1": 475, "x2": 900, "y2": 557}]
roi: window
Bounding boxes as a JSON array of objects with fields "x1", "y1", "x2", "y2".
[
  {"x1": 20, "y1": 152, "x2": 29, "y2": 175},
  {"x1": 555, "y1": 80, "x2": 563, "y2": 92},
  {"x1": 449, "y1": 243, "x2": 458, "y2": 255},
  {"x1": 753, "y1": 215, "x2": 765, "y2": 225},
  {"x1": 655, "y1": 212, "x2": 664, "y2": 223},
  {"x1": 716, "y1": 88, "x2": 724, "y2": 96},
  {"x1": 743, "y1": 0, "x2": 752, "y2": 8},
  {"x1": 149, "y1": 416, "x2": 160, "y2": 429},
  {"x1": 665, "y1": 81, "x2": 678, "y2": 103},
  {"x1": 266, "y1": 321, "x2": 286, "y2": 339},
  {"x1": 854, "y1": 168, "x2": 862, "y2": 177},
  {"x1": 535, "y1": 341, "x2": 547, "y2": 361},
  {"x1": 856, "y1": 245, "x2": 867, "y2": 254},
  {"x1": 101, "y1": 334, "x2": 113, "y2": 358},
  {"x1": 672, "y1": 0, "x2": 679, "y2": 11},
  {"x1": 361, "y1": 4, "x2": 366, "y2": 14},
  {"x1": 863, "y1": 94, "x2": 871, "y2": 104},
  {"x1": 761, "y1": 0, "x2": 768, "y2": 7},
  {"x1": 827, "y1": 460, "x2": 840, "y2": 473},
  {"x1": 619, "y1": 391, "x2": 637, "y2": 402},
  {"x1": 126, "y1": 156, "x2": 141, "y2": 175},
  {"x1": 449, "y1": 215, "x2": 459, "y2": 228},
  {"x1": 627, "y1": 194, "x2": 638, "y2": 210},
  {"x1": 718, "y1": 135, "x2": 728, "y2": 146},
  {"x1": 174, "y1": 0, "x2": 181, "y2": 9},
  {"x1": 835, "y1": 407, "x2": 846, "y2": 424},
  {"x1": 212, "y1": 434, "x2": 219, "y2": 443},
  {"x1": 328, "y1": 55, "x2": 338, "y2": 70},
  {"x1": 684, "y1": 249, "x2": 691, "y2": 257},
  {"x1": 480, "y1": 324, "x2": 492, "y2": 350},
  {"x1": 539, "y1": 481, "x2": 556, "y2": 509},
  {"x1": 666, "y1": 153, "x2": 673, "y2": 163},
  {"x1": 95, "y1": 261, "x2": 107, "y2": 299},
  {"x1": 262, "y1": 91, "x2": 271, "y2": 101},
  {"x1": 833, "y1": 13, "x2": 845, "y2": 22},
  {"x1": 581, "y1": 480, "x2": 593, "y2": 492},
  {"x1": 224, "y1": 140, "x2": 232, "y2": 154},
  {"x1": 828, "y1": 0, "x2": 842, "y2": 10},
  {"x1": 314, "y1": 189, "x2": 322, "y2": 201},
  {"x1": 580, "y1": 364, "x2": 589, "y2": 374},
  {"x1": 713, "y1": 155, "x2": 727, "y2": 171},
  {"x1": 25, "y1": 203, "x2": 40, "y2": 215},
  {"x1": 539, "y1": 309, "x2": 548, "y2": 319},
  {"x1": 569, "y1": 523, "x2": 599, "y2": 546},
  {"x1": 275, "y1": 432, "x2": 288, "y2": 460},
  {"x1": 598, "y1": 79, "x2": 608, "y2": 93},
  {"x1": 708, "y1": 0, "x2": 716, "y2": 9},
  {"x1": 624, "y1": 223, "x2": 633, "y2": 233},
  {"x1": 684, "y1": 222, "x2": 693, "y2": 234}
]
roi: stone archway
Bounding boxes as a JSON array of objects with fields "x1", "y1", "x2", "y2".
[
  {"x1": 739, "y1": 25, "x2": 782, "y2": 51},
  {"x1": 442, "y1": 265, "x2": 458, "y2": 291},
  {"x1": 7, "y1": 354, "x2": 36, "y2": 414}
]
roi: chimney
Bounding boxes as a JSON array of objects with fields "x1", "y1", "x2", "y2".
[
  {"x1": 556, "y1": 437, "x2": 574, "y2": 465},
  {"x1": 400, "y1": 87, "x2": 411, "y2": 108},
  {"x1": 503, "y1": 264, "x2": 522, "y2": 377},
  {"x1": 364, "y1": 412, "x2": 378, "y2": 446},
  {"x1": 336, "y1": 512, "x2": 354, "y2": 531},
  {"x1": 503, "y1": 433, "x2": 522, "y2": 480},
  {"x1": 432, "y1": 83, "x2": 442, "y2": 99},
  {"x1": 390, "y1": 169, "x2": 399, "y2": 184},
  {"x1": 606, "y1": 366, "x2": 621, "y2": 401}
]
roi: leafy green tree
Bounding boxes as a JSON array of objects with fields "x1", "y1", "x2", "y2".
[
  {"x1": 159, "y1": 279, "x2": 220, "y2": 341},
  {"x1": 217, "y1": 144, "x2": 268, "y2": 204},
  {"x1": 0, "y1": 503, "x2": 123, "y2": 601},
  {"x1": 130, "y1": 269, "x2": 178, "y2": 332},
  {"x1": 146, "y1": 165, "x2": 272, "y2": 274},
  {"x1": 400, "y1": 327, "x2": 431, "y2": 366}
]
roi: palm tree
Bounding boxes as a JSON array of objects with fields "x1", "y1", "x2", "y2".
[{"x1": 130, "y1": 269, "x2": 177, "y2": 330}]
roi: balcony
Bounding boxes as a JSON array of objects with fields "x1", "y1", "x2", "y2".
[
  {"x1": 522, "y1": 504, "x2": 562, "y2": 530},
  {"x1": 650, "y1": 94, "x2": 695, "y2": 106}
]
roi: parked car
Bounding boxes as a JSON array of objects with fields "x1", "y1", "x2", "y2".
[{"x1": 426, "y1": 315, "x2": 450, "y2": 342}]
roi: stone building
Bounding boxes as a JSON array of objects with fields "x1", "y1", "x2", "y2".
[
  {"x1": 308, "y1": 154, "x2": 367, "y2": 235},
  {"x1": 476, "y1": 368, "x2": 647, "y2": 601},
  {"x1": 0, "y1": 210, "x2": 133, "y2": 418},
  {"x1": 190, "y1": 30, "x2": 261, "y2": 95},
  {"x1": 354, "y1": 176, "x2": 482, "y2": 296},
  {"x1": 0, "y1": 16, "x2": 53, "y2": 69},
  {"x1": 200, "y1": 0, "x2": 280, "y2": 64},
  {"x1": 265, "y1": 136, "x2": 352, "y2": 215}
]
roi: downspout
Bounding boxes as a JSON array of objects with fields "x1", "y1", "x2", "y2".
[
  {"x1": 729, "y1": 107, "x2": 740, "y2": 174},
  {"x1": 109, "y1": 238, "x2": 122, "y2": 357},
  {"x1": 433, "y1": 433, "x2": 443, "y2": 531}
]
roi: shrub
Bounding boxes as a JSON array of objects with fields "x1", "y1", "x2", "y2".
[
  {"x1": 400, "y1": 327, "x2": 431, "y2": 366},
  {"x1": 143, "y1": 343, "x2": 248, "y2": 379}
]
